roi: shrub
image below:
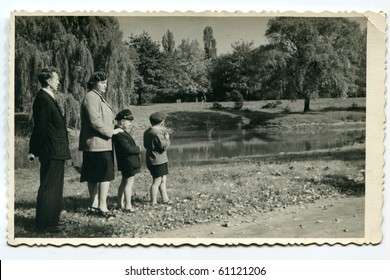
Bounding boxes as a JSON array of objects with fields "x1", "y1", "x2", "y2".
[
  {"x1": 283, "y1": 105, "x2": 291, "y2": 113},
  {"x1": 234, "y1": 101, "x2": 244, "y2": 110},
  {"x1": 131, "y1": 94, "x2": 150, "y2": 105},
  {"x1": 262, "y1": 100, "x2": 282, "y2": 109},
  {"x1": 231, "y1": 91, "x2": 244, "y2": 110},
  {"x1": 213, "y1": 102, "x2": 222, "y2": 109}
]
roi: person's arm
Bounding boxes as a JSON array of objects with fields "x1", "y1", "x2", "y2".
[
  {"x1": 84, "y1": 94, "x2": 113, "y2": 140},
  {"x1": 29, "y1": 96, "x2": 51, "y2": 157},
  {"x1": 153, "y1": 131, "x2": 170, "y2": 153},
  {"x1": 143, "y1": 130, "x2": 149, "y2": 150}
]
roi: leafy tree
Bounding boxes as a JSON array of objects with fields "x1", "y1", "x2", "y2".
[
  {"x1": 128, "y1": 31, "x2": 163, "y2": 104},
  {"x1": 158, "y1": 30, "x2": 180, "y2": 102},
  {"x1": 203, "y1": 26, "x2": 217, "y2": 60},
  {"x1": 129, "y1": 31, "x2": 211, "y2": 104},
  {"x1": 248, "y1": 44, "x2": 289, "y2": 100},
  {"x1": 354, "y1": 28, "x2": 367, "y2": 97},
  {"x1": 209, "y1": 41, "x2": 254, "y2": 101},
  {"x1": 156, "y1": 39, "x2": 210, "y2": 103},
  {"x1": 174, "y1": 39, "x2": 210, "y2": 102},
  {"x1": 162, "y1": 29, "x2": 175, "y2": 54},
  {"x1": 265, "y1": 17, "x2": 366, "y2": 112}
]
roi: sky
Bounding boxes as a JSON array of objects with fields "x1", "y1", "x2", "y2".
[
  {"x1": 118, "y1": 16, "x2": 367, "y2": 55},
  {"x1": 118, "y1": 16, "x2": 271, "y2": 54}
]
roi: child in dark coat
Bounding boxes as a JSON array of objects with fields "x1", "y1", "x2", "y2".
[{"x1": 112, "y1": 109, "x2": 141, "y2": 212}]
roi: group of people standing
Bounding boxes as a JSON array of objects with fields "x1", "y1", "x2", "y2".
[{"x1": 28, "y1": 67, "x2": 171, "y2": 233}]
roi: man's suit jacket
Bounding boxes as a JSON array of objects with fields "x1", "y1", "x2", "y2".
[{"x1": 29, "y1": 89, "x2": 71, "y2": 160}]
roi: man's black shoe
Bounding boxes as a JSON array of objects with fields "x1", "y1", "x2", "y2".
[{"x1": 37, "y1": 223, "x2": 66, "y2": 233}]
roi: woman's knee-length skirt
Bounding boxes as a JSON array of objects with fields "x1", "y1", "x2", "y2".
[{"x1": 80, "y1": 151, "x2": 115, "y2": 183}]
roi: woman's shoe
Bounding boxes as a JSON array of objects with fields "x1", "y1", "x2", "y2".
[
  {"x1": 122, "y1": 208, "x2": 136, "y2": 213},
  {"x1": 37, "y1": 223, "x2": 66, "y2": 233},
  {"x1": 87, "y1": 207, "x2": 99, "y2": 216},
  {"x1": 97, "y1": 209, "x2": 115, "y2": 218}
]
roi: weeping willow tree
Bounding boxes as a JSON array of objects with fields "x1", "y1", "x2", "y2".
[
  {"x1": 14, "y1": 16, "x2": 136, "y2": 129},
  {"x1": 265, "y1": 17, "x2": 366, "y2": 112}
]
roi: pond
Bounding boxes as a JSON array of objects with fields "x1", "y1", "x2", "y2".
[
  {"x1": 165, "y1": 127, "x2": 365, "y2": 162},
  {"x1": 16, "y1": 126, "x2": 365, "y2": 169}
]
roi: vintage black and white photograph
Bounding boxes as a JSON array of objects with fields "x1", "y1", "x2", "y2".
[{"x1": 8, "y1": 11, "x2": 384, "y2": 246}]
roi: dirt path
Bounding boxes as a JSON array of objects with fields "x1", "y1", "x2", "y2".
[{"x1": 141, "y1": 196, "x2": 364, "y2": 238}]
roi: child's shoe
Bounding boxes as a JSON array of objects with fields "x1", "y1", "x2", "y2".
[{"x1": 162, "y1": 199, "x2": 173, "y2": 205}]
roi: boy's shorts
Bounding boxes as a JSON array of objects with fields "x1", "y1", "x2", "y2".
[{"x1": 147, "y1": 163, "x2": 168, "y2": 178}]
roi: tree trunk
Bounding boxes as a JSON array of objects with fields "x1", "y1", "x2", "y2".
[
  {"x1": 138, "y1": 91, "x2": 142, "y2": 105},
  {"x1": 303, "y1": 97, "x2": 310, "y2": 112}
]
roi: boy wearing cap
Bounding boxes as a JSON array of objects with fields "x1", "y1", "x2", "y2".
[
  {"x1": 112, "y1": 109, "x2": 141, "y2": 212},
  {"x1": 143, "y1": 112, "x2": 172, "y2": 205}
]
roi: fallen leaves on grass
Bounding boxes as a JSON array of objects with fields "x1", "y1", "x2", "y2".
[{"x1": 13, "y1": 152, "x2": 365, "y2": 238}]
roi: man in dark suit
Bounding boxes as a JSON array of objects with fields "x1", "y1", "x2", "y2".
[{"x1": 28, "y1": 67, "x2": 71, "y2": 233}]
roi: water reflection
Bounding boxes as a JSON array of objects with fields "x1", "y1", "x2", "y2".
[
  {"x1": 16, "y1": 127, "x2": 365, "y2": 169},
  {"x1": 165, "y1": 128, "x2": 365, "y2": 162}
]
